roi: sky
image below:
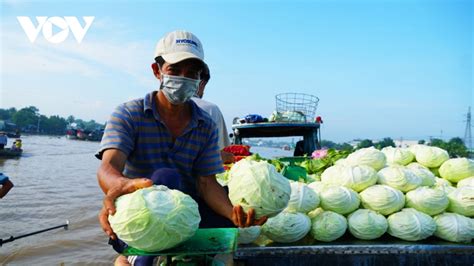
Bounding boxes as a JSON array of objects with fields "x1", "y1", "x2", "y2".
[{"x1": 0, "y1": 0, "x2": 472, "y2": 143}]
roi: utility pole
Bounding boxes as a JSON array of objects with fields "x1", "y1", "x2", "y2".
[
  {"x1": 37, "y1": 114, "x2": 40, "y2": 134},
  {"x1": 464, "y1": 106, "x2": 472, "y2": 151}
]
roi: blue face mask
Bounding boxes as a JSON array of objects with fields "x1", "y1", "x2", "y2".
[{"x1": 160, "y1": 74, "x2": 200, "y2": 105}]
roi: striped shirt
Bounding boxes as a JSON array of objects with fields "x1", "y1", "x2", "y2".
[{"x1": 96, "y1": 91, "x2": 224, "y2": 196}]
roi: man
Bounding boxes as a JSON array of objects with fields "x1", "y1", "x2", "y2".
[
  {"x1": 96, "y1": 30, "x2": 266, "y2": 266},
  {"x1": 0, "y1": 173, "x2": 14, "y2": 199},
  {"x1": 192, "y1": 64, "x2": 235, "y2": 164}
]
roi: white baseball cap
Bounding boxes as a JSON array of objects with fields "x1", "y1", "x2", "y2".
[{"x1": 154, "y1": 30, "x2": 205, "y2": 64}]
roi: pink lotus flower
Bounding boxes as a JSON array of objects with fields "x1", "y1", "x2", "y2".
[{"x1": 312, "y1": 149, "x2": 328, "y2": 159}]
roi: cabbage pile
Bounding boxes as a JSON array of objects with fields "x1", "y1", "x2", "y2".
[
  {"x1": 223, "y1": 144, "x2": 473, "y2": 246},
  {"x1": 109, "y1": 185, "x2": 200, "y2": 252}
]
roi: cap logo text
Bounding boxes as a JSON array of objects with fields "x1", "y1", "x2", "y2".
[{"x1": 176, "y1": 39, "x2": 198, "y2": 47}]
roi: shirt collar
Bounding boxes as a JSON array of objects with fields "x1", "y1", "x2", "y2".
[{"x1": 144, "y1": 91, "x2": 207, "y2": 125}]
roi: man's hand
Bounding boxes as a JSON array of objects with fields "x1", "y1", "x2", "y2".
[
  {"x1": 220, "y1": 150, "x2": 235, "y2": 164},
  {"x1": 231, "y1": 205, "x2": 267, "y2": 228},
  {"x1": 98, "y1": 178, "x2": 153, "y2": 240}
]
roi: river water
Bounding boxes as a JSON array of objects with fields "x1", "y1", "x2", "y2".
[{"x1": 0, "y1": 135, "x2": 292, "y2": 265}]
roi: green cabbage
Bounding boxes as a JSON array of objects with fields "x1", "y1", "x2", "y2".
[
  {"x1": 408, "y1": 144, "x2": 427, "y2": 157},
  {"x1": 359, "y1": 185, "x2": 405, "y2": 215},
  {"x1": 348, "y1": 209, "x2": 388, "y2": 240},
  {"x1": 377, "y1": 165, "x2": 421, "y2": 192},
  {"x1": 109, "y1": 185, "x2": 200, "y2": 252},
  {"x1": 319, "y1": 186, "x2": 360, "y2": 215},
  {"x1": 447, "y1": 186, "x2": 474, "y2": 217},
  {"x1": 405, "y1": 187, "x2": 449, "y2": 216},
  {"x1": 321, "y1": 164, "x2": 377, "y2": 192},
  {"x1": 433, "y1": 212, "x2": 474, "y2": 243},
  {"x1": 345, "y1": 147, "x2": 387, "y2": 171},
  {"x1": 433, "y1": 177, "x2": 455, "y2": 195},
  {"x1": 439, "y1": 158, "x2": 474, "y2": 183},
  {"x1": 228, "y1": 159, "x2": 291, "y2": 218},
  {"x1": 238, "y1": 226, "x2": 261, "y2": 244},
  {"x1": 457, "y1": 176, "x2": 474, "y2": 188},
  {"x1": 387, "y1": 208, "x2": 436, "y2": 241},
  {"x1": 415, "y1": 146, "x2": 449, "y2": 168},
  {"x1": 307, "y1": 181, "x2": 329, "y2": 195},
  {"x1": 262, "y1": 212, "x2": 311, "y2": 243},
  {"x1": 381, "y1": 147, "x2": 414, "y2": 166},
  {"x1": 310, "y1": 210, "x2": 347, "y2": 242},
  {"x1": 406, "y1": 162, "x2": 436, "y2": 186},
  {"x1": 286, "y1": 182, "x2": 320, "y2": 213}
]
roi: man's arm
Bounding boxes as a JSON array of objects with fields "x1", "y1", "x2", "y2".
[
  {"x1": 97, "y1": 149, "x2": 153, "y2": 239},
  {"x1": 97, "y1": 149, "x2": 129, "y2": 194},
  {"x1": 0, "y1": 179, "x2": 14, "y2": 199},
  {"x1": 197, "y1": 175, "x2": 233, "y2": 220}
]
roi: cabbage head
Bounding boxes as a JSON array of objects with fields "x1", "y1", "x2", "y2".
[
  {"x1": 406, "y1": 163, "x2": 436, "y2": 187},
  {"x1": 307, "y1": 181, "x2": 329, "y2": 194},
  {"x1": 381, "y1": 147, "x2": 414, "y2": 166},
  {"x1": 447, "y1": 186, "x2": 474, "y2": 217},
  {"x1": 262, "y1": 212, "x2": 311, "y2": 243},
  {"x1": 457, "y1": 176, "x2": 474, "y2": 188},
  {"x1": 228, "y1": 159, "x2": 291, "y2": 218},
  {"x1": 359, "y1": 185, "x2": 405, "y2": 215},
  {"x1": 238, "y1": 226, "x2": 261, "y2": 244},
  {"x1": 408, "y1": 144, "x2": 428, "y2": 157},
  {"x1": 415, "y1": 146, "x2": 449, "y2": 168},
  {"x1": 345, "y1": 147, "x2": 387, "y2": 171},
  {"x1": 387, "y1": 208, "x2": 436, "y2": 241},
  {"x1": 321, "y1": 164, "x2": 377, "y2": 192},
  {"x1": 433, "y1": 212, "x2": 474, "y2": 243},
  {"x1": 348, "y1": 209, "x2": 388, "y2": 240},
  {"x1": 439, "y1": 158, "x2": 474, "y2": 183},
  {"x1": 433, "y1": 177, "x2": 455, "y2": 195},
  {"x1": 319, "y1": 186, "x2": 360, "y2": 215},
  {"x1": 109, "y1": 185, "x2": 200, "y2": 252},
  {"x1": 377, "y1": 165, "x2": 421, "y2": 192},
  {"x1": 405, "y1": 187, "x2": 449, "y2": 215},
  {"x1": 310, "y1": 210, "x2": 347, "y2": 242},
  {"x1": 286, "y1": 182, "x2": 320, "y2": 213}
]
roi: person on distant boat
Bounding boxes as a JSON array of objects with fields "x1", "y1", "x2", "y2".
[
  {"x1": 12, "y1": 139, "x2": 22, "y2": 151},
  {"x1": 192, "y1": 63, "x2": 235, "y2": 164},
  {"x1": 96, "y1": 30, "x2": 266, "y2": 266},
  {"x1": 0, "y1": 132, "x2": 7, "y2": 150},
  {"x1": 294, "y1": 140, "x2": 305, "y2": 156},
  {"x1": 0, "y1": 173, "x2": 14, "y2": 199}
]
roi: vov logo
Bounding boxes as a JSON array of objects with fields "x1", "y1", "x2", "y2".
[{"x1": 17, "y1": 16, "x2": 95, "y2": 44}]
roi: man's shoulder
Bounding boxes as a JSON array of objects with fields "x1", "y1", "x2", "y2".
[
  {"x1": 190, "y1": 100, "x2": 216, "y2": 127},
  {"x1": 192, "y1": 97, "x2": 222, "y2": 116},
  {"x1": 192, "y1": 97, "x2": 219, "y2": 109}
]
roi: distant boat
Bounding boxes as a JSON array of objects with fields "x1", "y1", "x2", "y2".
[
  {"x1": 66, "y1": 128, "x2": 103, "y2": 141},
  {"x1": 66, "y1": 129, "x2": 78, "y2": 139},
  {"x1": 0, "y1": 148, "x2": 22, "y2": 158},
  {"x1": 282, "y1": 145, "x2": 291, "y2": 151}
]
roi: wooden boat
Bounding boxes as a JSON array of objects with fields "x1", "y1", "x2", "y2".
[{"x1": 0, "y1": 148, "x2": 22, "y2": 158}]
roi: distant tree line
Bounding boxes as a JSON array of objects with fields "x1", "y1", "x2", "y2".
[
  {"x1": 0, "y1": 106, "x2": 104, "y2": 135},
  {"x1": 320, "y1": 140, "x2": 355, "y2": 152},
  {"x1": 353, "y1": 137, "x2": 470, "y2": 158}
]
